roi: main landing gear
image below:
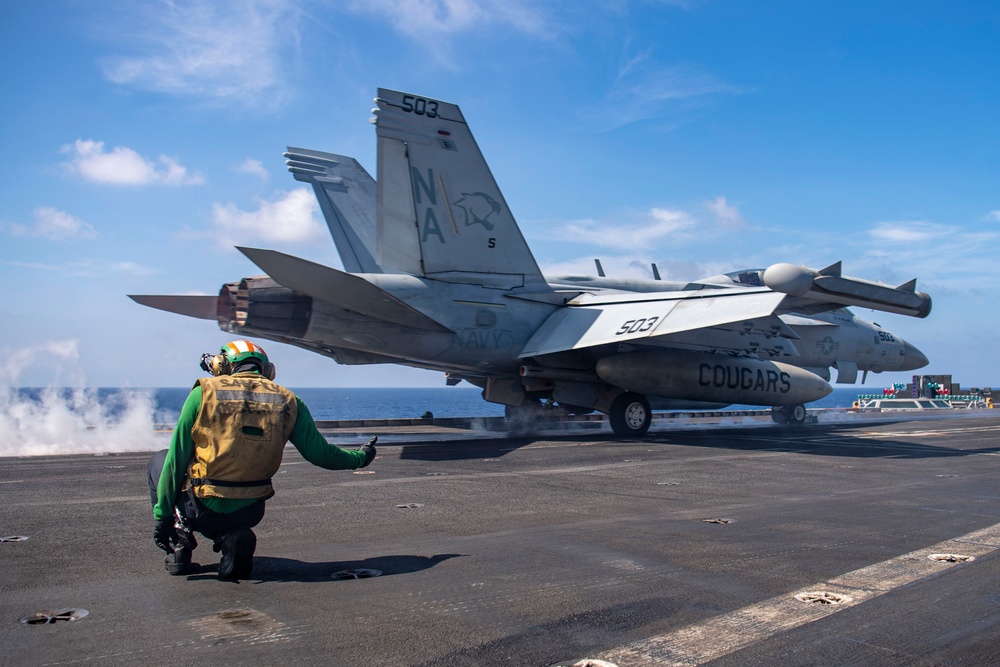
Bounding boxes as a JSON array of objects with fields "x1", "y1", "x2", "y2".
[
  {"x1": 609, "y1": 392, "x2": 652, "y2": 437},
  {"x1": 771, "y1": 403, "x2": 807, "y2": 425}
]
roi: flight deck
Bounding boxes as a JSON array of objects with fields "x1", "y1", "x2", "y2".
[{"x1": 2, "y1": 413, "x2": 1000, "y2": 666}]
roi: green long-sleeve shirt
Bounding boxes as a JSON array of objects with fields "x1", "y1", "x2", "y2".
[{"x1": 153, "y1": 384, "x2": 366, "y2": 521}]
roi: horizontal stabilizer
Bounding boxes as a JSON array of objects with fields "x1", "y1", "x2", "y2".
[
  {"x1": 236, "y1": 247, "x2": 453, "y2": 333},
  {"x1": 128, "y1": 294, "x2": 217, "y2": 320}
]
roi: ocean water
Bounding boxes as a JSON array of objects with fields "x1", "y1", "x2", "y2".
[
  {"x1": 155, "y1": 386, "x2": 509, "y2": 422},
  {"x1": 0, "y1": 384, "x2": 874, "y2": 457},
  {"x1": 153, "y1": 385, "x2": 866, "y2": 420}
]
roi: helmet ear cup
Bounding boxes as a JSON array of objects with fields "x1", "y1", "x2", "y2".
[
  {"x1": 211, "y1": 354, "x2": 230, "y2": 376},
  {"x1": 263, "y1": 362, "x2": 276, "y2": 381}
]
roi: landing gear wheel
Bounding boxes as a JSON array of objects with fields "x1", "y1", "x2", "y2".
[
  {"x1": 609, "y1": 392, "x2": 651, "y2": 437},
  {"x1": 787, "y1": 403, "x2": 807, "y2": 425},
  {"x1": 771, "y1": 404, "x2": 807, "y2": 425}
]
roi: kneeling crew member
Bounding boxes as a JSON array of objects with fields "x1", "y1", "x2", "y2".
[{"x1": 148, "y1": 339, "x2": 376, "y2": 579}]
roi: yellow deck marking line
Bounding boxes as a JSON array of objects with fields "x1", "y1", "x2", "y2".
[{"x1": 598, "y1": 523, "x2": 1000, "y2": 666}]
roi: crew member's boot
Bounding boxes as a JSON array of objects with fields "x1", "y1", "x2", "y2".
[
  {"x1": 164, "y1": 529, "x2": 197, "y2": 576},
  {"x1": 216, "y1": 527, "x2": 256, "y2": 580}
]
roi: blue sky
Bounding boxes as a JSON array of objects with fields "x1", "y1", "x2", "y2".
[{"x1": 1, "y1": 1, "x2": 998, "y2": 390}]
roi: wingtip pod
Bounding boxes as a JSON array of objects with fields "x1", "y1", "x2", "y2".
[{"x1": 763, "y1": 263, "x2": 932, "y2": 318}]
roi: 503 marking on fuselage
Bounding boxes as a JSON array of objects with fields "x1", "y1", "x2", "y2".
[{"x1": 615, "y1": 316, "x2": 662, "y2": 336}]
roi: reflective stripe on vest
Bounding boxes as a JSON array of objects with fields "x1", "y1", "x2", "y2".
[{"x1": 186, "y1": 374, "x2": 298, "y2": 501}]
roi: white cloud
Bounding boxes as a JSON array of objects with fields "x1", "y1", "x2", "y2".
[
  {"x1": 102, "y1": 261, "x2": 160, "y2": 277},
  {"x1": 2, "y1": 258, "x2": 158, "y2": 277},
  {"x1": 704, "y1": 196, "x2": 745, "y2": 229},
  {"x1": 869, "y1": 221, "x2": 956, "y2": 243},
  {"x1": 99, "y1": 0, "x2": 302, "y2": 109},
  {"x1": 984, "y1": 210, "x2": 1000, "y2": 223},
  {"x1": 586, "y1": 55, "x2": 748, "y2": 131},
  {"x1": 556, "y1": 207, "x2": 695, "y2": 250},
  {"x1": 211, "y1": 188, "x2": 324, "y2": 244},
  {"x1": 0, "y1": 259, "x2": 65, "y2": 271},
  {"x1": 541, "y1": 254, "x2": 730, "y2": 283},
  {"x1": 61, "y1": 140, "x2": 203, "y2": 186},
  {"x1": 33, "y1": 207, "x2": 98, "y2": 240},
  {"x1": 549, "y1": 198, "x2": 753, "y2": 252},
  {"x1": 1, "y1": 340, "x2": 79, "y2": 387},
  {"x1": 236, "y1": 158, "x2": 269, "y2": 182},
  {"x1": 3, "y1": 207, "x2": 97, "y2": 240},
  {"x1": 348, "y1": 0, "x2": 547, "y2": 37},
  {"x1": 542, "y1": 255, "x2": 654, "y2": 280}
]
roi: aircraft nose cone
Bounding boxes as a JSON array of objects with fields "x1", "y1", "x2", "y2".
[{"x1": 901, "y1": 340, "x2": 929, "y2": 370}]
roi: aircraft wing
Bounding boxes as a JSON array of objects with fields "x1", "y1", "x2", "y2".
[
  {"x1": 236, "y1": 247, "x2": 453, "y2": 334},
  {"x1": 519, "y1": 289, "x2": 788, "y2": 357}
]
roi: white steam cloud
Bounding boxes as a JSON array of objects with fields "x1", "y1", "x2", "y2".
[{"x1": 0, "y1": 341, "x2": 170, "y2": 456}]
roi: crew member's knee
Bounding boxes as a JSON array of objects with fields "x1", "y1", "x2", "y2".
[{"x1": 147, "y1": 449, "x2": 168, "y2": 508}]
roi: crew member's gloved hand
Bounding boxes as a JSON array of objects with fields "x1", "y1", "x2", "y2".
[
  {"x1": 360, "y1": 436, "x2": 377, "y2": 467},
  {"x1": 153, "y1": 517, "x2": 176, "y2": 553}
]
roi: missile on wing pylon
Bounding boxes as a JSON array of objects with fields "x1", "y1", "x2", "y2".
[
  {"x1": 763, "y1": 262, "x2": 932, "y2": 318},
  {"x1": 595, "y1": 349, "x2": 832, "y2": 407}
]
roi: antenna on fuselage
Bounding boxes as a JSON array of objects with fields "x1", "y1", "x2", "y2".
[
  {"x1": 594, "y1": 259, "x2": 606, "y2": 277},
  {"x1": 652, "y1": 263, "x2": 661, "y2": 280}
]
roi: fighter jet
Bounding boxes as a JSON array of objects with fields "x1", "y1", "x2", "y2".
[{"x1": 131, "y1": 88, "x2": 931, "y2": 435}]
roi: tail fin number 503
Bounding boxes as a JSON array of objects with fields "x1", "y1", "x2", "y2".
[{"x1": 401, "y1": 95, "x2": 439, "y2": 118}]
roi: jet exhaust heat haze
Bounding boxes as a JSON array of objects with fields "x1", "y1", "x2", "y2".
[{"x1": 131, "y1": 88, "x2": 931, "y2": 436}]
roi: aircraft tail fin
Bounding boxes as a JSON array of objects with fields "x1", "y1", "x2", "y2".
[
  {"x1": 372, "y1": 89, "x2": 545, "y2": 287},
  {"x1": 285, "y1": 148, "x2": 381, "y2": 274}
]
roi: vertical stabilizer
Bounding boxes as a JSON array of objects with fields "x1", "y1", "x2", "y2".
[
  {"x1": 285, "y1": 148, "x2": 381, "y2": 274},
  {"x1": 372, "y1": 89, "x2": 545, "y2": 287}
]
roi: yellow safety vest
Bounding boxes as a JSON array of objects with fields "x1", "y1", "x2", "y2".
[{"x1": 185, "y1": 373, "x2": 298, "y2": 500}]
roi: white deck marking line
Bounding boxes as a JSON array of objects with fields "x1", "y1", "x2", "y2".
[
  {"x1": 598, "y1": 523, "x2": 1000, "y2": 666},
  {"x1": 860, "y1": 425, "x2": 1000, "y2": 439}
]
